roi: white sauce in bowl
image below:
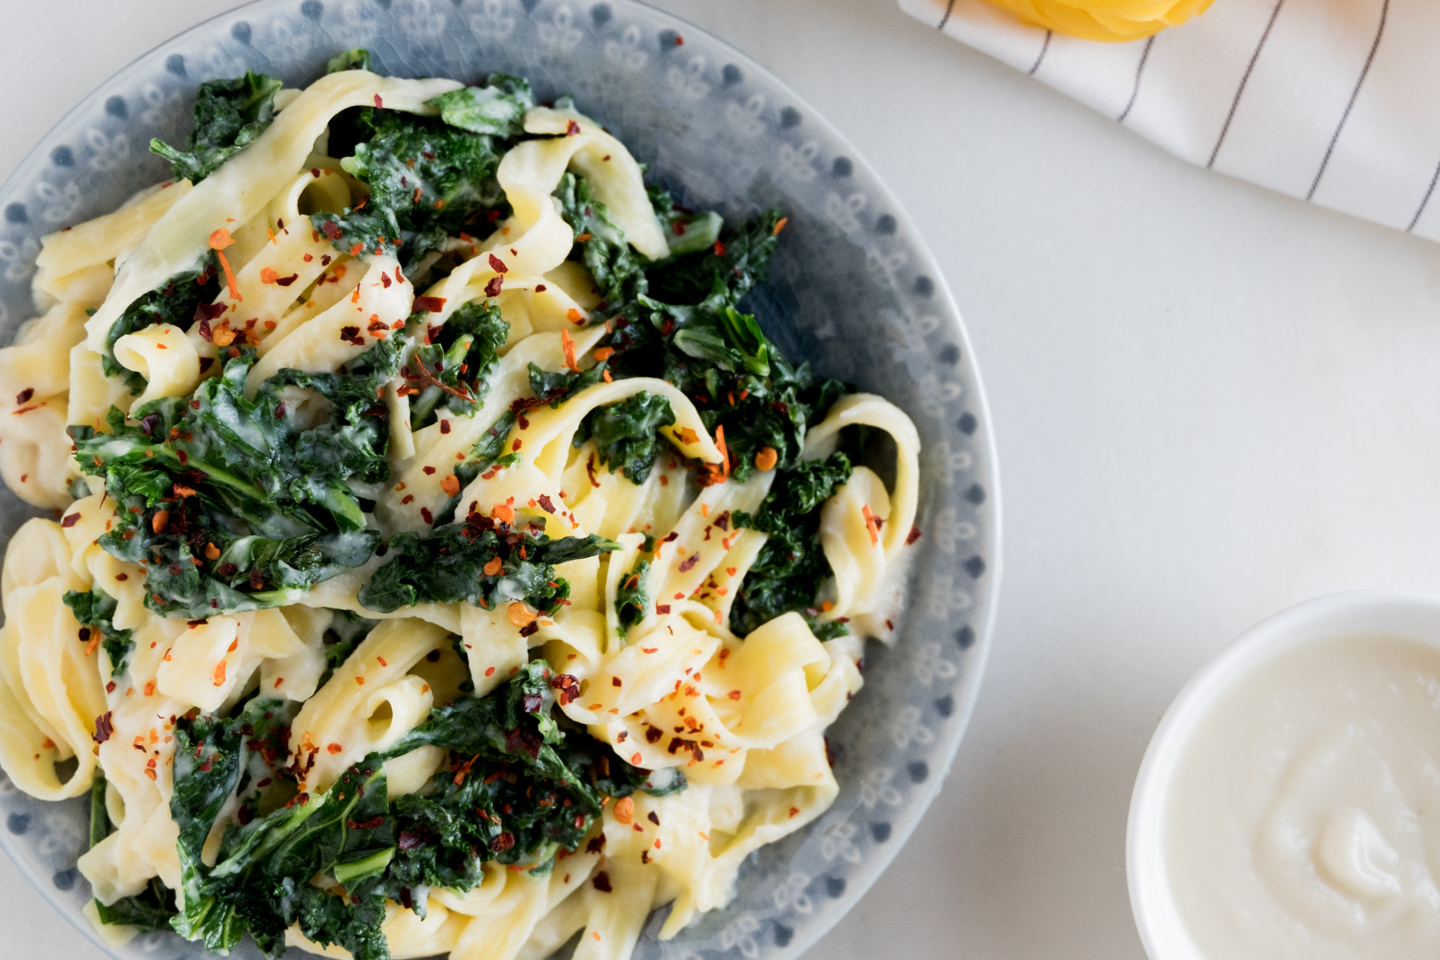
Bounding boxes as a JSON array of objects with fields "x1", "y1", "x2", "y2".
[{"x1": 1165, "y1": 635, "x2": 1440, "y2": 959}]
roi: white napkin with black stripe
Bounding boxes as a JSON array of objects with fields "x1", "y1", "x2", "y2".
[{"x1": 898, "y1": 0, "x2": 1440, "y2": 239}]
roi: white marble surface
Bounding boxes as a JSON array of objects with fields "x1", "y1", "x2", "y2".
[{"x1": 7, "y1": 1, "x2": 1440, "y2": 958}]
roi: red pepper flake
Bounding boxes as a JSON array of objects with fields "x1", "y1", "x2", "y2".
[
  {"x1": 655, "y1": 604, "x2": 671, "y2": 615},
  {"x1": 907, "y1": 526, "x2": 923, "y2": 545},
  {"x1": 561, "y1": 329, "x2": 579, "y2": 372},
  {"x1": 488, "y1": 253, "x2": 508, "y2": 274},
  {"x1": 276, "y1": 273, "x2": 299, "y2": 287},
  {"x1": 61, "y1": 512, "x2": 80, "y2": 528},
  {"x1": 340, "y1": 325, "x2": 361, "y2": 342},
  {"x1": 209, "y1": 229, "x2": 243, "y2": 301},
  {"x1": 713, "y1": 241, "x2": 726, "y2": 256},
  {"x1": 420, "y1": 507, "x2": 434, "y2": 525},
  {"x1": 484, "y1": 275, "x2": 503, "y2": 298},
  {"x1": 320, "y1": 220, "x2": 344, "y2": 241},
  {"x1": 415, "y1": 295, "x2": 447, "y2": 312},
  {"x1": 566, "y1": 120, "x2": 581, "y2": 136},
  {"x1": 440, "y1": 419, "x2": 451, "y2": 434},
  {"x1": 861, "y1": 505, "x2": 881, "y2": 546},
  {"x1": 592, "y1": 871, "x2": 612, "y2": 892},
  {"x1": 14, "y1": 388, "x2": 33, "y2": 405},
  {"x1": 311, "y1": 167, "x2": 322, "y2": 178},
  {"x1": 575, "y1": 232, "x2": 592, "y2": 243},
  {"x1": 440, "y1": 475, "x2": 460, "y2": 496},
  {"x1": 678, "y1": 553, "x2": 699, "y2": 573},
  {"x1": 773, "y1": 217, "x2": 789, "y2": 236},
  {"x1": 374, "y1": 94, "x2": 384, "y2": 108},
  {"x1": 93, "y1": 712, "x2": 114, "y2": 744}
]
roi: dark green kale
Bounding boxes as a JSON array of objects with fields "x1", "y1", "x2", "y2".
[
  {"x1": 89, "y1": 774, "x2": 178, "y2": 933},
  {"x1": 63, "y1": 588, "x2": 135, "y2": 675},
  {"x1": 326, "y1": 48, "x2": 373, "y2": 73},
  {"x1": 151, "y1": 71, "x2": 284, "y2": 184},
  {"x1": 69, "y1": 347, "x2": 399, "y2": 617},
  {"x1": 168, "y1": 664, "x2": 681, "y2": 960},
  {"x1": 553, "y1": 172, "x2": 651, "y2": 309},
  {"x1": 428, "y1": 75, "x2": 532, "y2": 137},
  {"x1": 171, "y1": 697, "x2": 393, "y2": 959},
  {"x1": 559, "y1": 199, "x2": 850, "y2": 485},
  {"x1": 574, "y1": 391, "x2": 674, "y2": 484},
  {"x1": 403, "y1": 299, "x2": 508, "y2": 429},
  {"x1": 647, "y1": 183, "x2": 724, "y2": 259},
  {"x1": 102, "y1": 254, "x2": 220, "y2": 394},
  {"x1": 614, "y1": 559, "x2": 650, "y2": 637},
  {"x1": 527, "y1": 359, "x2": 609, "y2": 407},
  {"x1": 358, "y1": 508, "x2": 617, "y2": 615},
  {"x1": 311, "y1": 77, "x2": 532, "y2": 266},
  {"x1": 729, "y1": 452, "x2": 852, "y2": 639}
]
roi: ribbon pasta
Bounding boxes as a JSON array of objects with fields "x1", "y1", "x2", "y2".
[{"x1": 0, "y1": 63, "x2": 923, "y2": 960}]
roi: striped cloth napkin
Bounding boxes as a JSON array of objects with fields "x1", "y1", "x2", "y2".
[{"x1": 897, "y1": 0, "x2": 1440, "y2": 240}]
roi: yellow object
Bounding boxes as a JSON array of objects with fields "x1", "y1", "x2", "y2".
[{"x1": 985, "y1": 0, "x2": 1215, "y2": 42}]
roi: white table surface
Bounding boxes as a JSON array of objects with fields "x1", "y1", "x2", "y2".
[{"x1": 7, "y1": 1, "x2": 1440, "y2": 957}]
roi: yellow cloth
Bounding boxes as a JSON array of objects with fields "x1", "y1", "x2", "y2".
[{"x1": 984, "y1": 0, "x2": 1214, "y2": 41}]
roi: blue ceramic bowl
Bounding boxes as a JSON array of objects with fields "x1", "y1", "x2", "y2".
[{"x1": 0, "y1": 2, "x2": 1001, "y2": 957}]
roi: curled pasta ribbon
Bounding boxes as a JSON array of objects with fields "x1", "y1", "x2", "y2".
[
  {"x1": 984, "y1": 0, "x2": 1213, "y2": 41},
  {"x1": 0, "y1": 519, "x2": 104, "y2": 800}
]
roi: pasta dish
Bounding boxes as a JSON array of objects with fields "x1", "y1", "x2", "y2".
[{"x1": 0, "y1": 51, "x2": 921, "y2": 960}]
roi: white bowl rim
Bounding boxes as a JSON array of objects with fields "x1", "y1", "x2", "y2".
[{"x1": 1126, "y1": 589, "x2": 1440, "y2": 960}]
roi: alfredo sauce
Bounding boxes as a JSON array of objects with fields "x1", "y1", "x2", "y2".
[{"x1": 1165, "y1": 635, "x2": 1440, "y2": 959}]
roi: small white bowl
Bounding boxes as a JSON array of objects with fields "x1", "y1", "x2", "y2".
[{"x1": 1125, "y1": 590, "x2": 1440, "y2": 960}]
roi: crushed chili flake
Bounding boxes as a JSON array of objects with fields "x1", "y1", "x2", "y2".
[
  {"x1": 14, "y1": 388, "x2": 33, "y2": 405},
  {"x1": 93, "y1": 712, "x2": 114, "y2": 744},
  {"x1": 906, "y1": 526, "x2": 923, "y2": 545},
  {"x1": 414, "y1": 295, "x2": 447, "y2": 312}
]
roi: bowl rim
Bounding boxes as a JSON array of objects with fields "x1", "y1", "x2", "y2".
[
  {"x1": 1125, "y1": 589, "x2": 1440, "y2": 960},
  {"x1": 0, "y1": 1, "x2": 1004, "y2": 958}
]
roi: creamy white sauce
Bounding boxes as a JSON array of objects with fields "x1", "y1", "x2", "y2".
[{"x1": 1166, "y1": 635, "x2": 1440, "y2": 959}]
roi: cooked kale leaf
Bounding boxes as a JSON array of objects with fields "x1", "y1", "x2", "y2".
[
  {"x1": 63, "y1": 588, "x2": 135, "y2": 675},
  {"x1": 312, "y1": 78, "x2": 532, "y2": 266},
  {"x1": 555, "y1": 190, "x2": 850, "y2": 485},
  {"x1": 404, "y1": 299, "x2": 508, "y2": 429},
  {"x1": 553, "y1": 171, "x2": 650, "y2": 309},
  {"x1": 614, "y1": 559, "x2": 651, "y2": 637},
  {"x1": 429, "y1": 75, "x2": 533, "y2": 137},
  {"x1": 574, "y1": 391, "x2": 674, "y2": 484},
  {"x1": 151, "y1": 71, "x2": 284, "y2": 184},
  {"x1": 168, "y1": 663, "x2": 680, "y2": 959},
  {"x1": 358, "y1": 509, "x2": 618, "y2": 614},
  {"x1": 70, "y1": 348, "x2": 398, "y2": 617},
  {"x1": 326, "y1": 48, "x2": 373, "y2": 73},
  {"x1": 729, "y1": 452, "x2": 852, "y2": 639},
  {"x1": 171, "y1": 697, "x2": 393, "y2": 958}
]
